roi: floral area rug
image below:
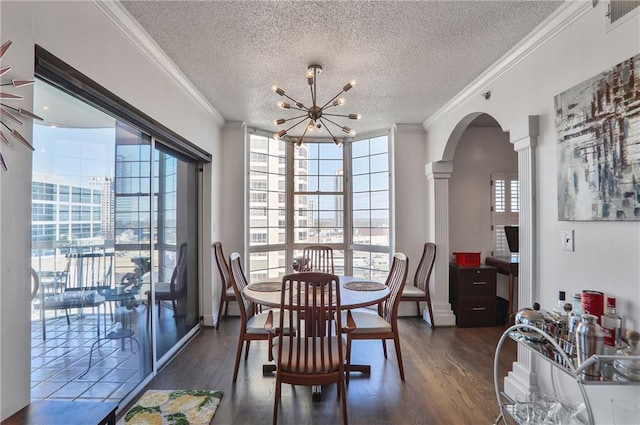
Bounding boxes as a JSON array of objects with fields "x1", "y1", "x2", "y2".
[{"x1": 119, "y1": 389, "x2": 223, "y2": 425}]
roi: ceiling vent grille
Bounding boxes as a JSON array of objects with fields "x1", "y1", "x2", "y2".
[{"x1": 607, "y1": 1, "x2": 640, "y2": 24}]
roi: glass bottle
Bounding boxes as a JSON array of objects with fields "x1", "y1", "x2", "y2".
[
  {"x1": 613, "y1": 330, "x2": 640, "y2": 381},
  {"x1": 553, "y1": 291, "x2": 568, "y2": 315},
  {"x1": 601, "y1": 297, "x2": 622, "y2": 355},
  {"x1": 571, "y1": 293, "x2": 582, "y2": 316}
]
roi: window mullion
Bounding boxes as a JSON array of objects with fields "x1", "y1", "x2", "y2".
[{"x1": 286, "y1": 141, "x2": 295, "y2": 269}]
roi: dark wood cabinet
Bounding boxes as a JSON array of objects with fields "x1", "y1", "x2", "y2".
[{"x1": 449, "y1": 263, "x2": 497, "y2": 327}]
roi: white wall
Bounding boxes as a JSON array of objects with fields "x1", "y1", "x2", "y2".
[
  {"x1": 424, "y1": 1, "x2": 640, "y2": 420},
  {"x1": 393, "y1": 125, "x2": 428, "y2": 278},
  {"x1": 393, "y1": 125, "x2": 430, "y2": 317},
  {"x1": 0, "y1": 1, "x2": 222, "y2": 418}
]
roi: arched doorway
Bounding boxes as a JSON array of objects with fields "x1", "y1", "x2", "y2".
[{"x1": 426, "y1": 113, "x2": 539, "y2": 396}]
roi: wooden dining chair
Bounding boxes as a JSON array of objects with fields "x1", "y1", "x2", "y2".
[
  {"x1": 344, "y1": 252, "x2": 408, "y2": 382},
  {"x1": 229, "y1": 252, "x2": 294, "y2": 383},
  {"x1": 400, "y1": 242, "x2": 436, "y2": 328},
  {"x1": 213, "y1": 241, "x2": 236, "y2": 329},
  {"x1": 146, "y1": 242, "x2": 187, "y2": 324},
  {"x1": 265, "y1": 272, "x2": 355, "y2": 425},
  {"x1": 301, "y1": 245, "x2": 334, "y2": 273}
]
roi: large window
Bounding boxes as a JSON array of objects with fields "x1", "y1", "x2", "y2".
[
  {"x1": 351, "y1": 136, "x2": 391, "y2": 279},
  {"x1": 248, "y1": 131, "x2": 392, "y2": 280}
]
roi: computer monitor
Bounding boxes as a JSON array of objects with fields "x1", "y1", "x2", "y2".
[{"x1": 504, "y1": 226, "x2": 519, "y2": 253}]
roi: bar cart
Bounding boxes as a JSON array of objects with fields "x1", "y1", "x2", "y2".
[{"x1": 494, "y1": 324, "x2": 640, "y2": 425}]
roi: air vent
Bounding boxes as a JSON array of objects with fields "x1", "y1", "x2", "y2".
[{"x1": 607, "y1": 0, "x2": 640, "y2": 24}]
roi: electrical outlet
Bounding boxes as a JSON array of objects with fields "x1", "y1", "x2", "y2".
[{"x1": 562, "y1": 230, "x2": 574, "y2": 252}]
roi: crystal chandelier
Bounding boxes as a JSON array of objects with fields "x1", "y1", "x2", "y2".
[{"x1": 272, "y1": 64, "x2": 360, "y2": 147}]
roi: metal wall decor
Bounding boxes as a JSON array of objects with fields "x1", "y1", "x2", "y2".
[
  {"x1": 272, "y1": 64, "x2": 360, "y2": 147},
  {"x1": 0, "y1": 40, "x2": 43, "y2": 172}
]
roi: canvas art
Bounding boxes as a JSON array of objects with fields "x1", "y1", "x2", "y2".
[{"x1": 555, "y1": 54, "x2": 640, "y2": 221}]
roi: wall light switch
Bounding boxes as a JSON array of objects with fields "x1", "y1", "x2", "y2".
[{"x1": 562, "y1": 229, "x2": 574, "y2": 252}]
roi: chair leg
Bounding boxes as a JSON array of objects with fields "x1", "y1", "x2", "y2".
[
  {"x1": 426, "y1": 294, "x2": 436, "y2": 329},
  {"x1": 393, "y1": 334, "x2": 405, "y2": 381},
  {"x1": 171, "y1": 298, "x2": 177, "y2": 317},
  {"x1": 345, "y1": 336, "x2": 352, "y2": 385},
  {"x1": 232, "y1": 335, "x2": 245, "y2": 383},
  {"x1": 224, "y1": 300, "x2": 230, "y2": 316},
  {"x1": 244, "y1": 340, "x2": 251, "y2": 359},
  {"x1": 273, "y1": 374, "x2": 281, "y2": 425},
  {"x1": 340, "y1": 374, "x2": 349, "y2": 425},
  {"x1": 415, "y1": 301, "x2": 421, "y2": 317},
  {"x1": 382, "y1": 339, "x2": 388, "y2": 358},
  {"x1": 216, "y1": 297, "x2": 225, "y2": 330}
]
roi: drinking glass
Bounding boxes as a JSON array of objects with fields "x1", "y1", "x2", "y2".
[{"x1": 515, "y1": 392, "x2": 531, "y2": 423}]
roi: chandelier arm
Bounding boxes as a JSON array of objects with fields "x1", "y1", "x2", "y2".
[
  {"x1": 280, "y1": 113, "x2": 308, "y2": 123},
  {"x1": 298, "y1": 124, "x2": 311, "y2": 145},
  {"x1": 320, "y1": 116, "x2": 346, "y2": 130},
  {"x1": 322, "y1": 113, "x2": 353, "y2": 118},
  {"x1": 319, "y1": 90, "x2": 346, "y2": 110},
  {"x1": 310, "y1": 83, "x2": 316, "y2": 108},
  {"x1": 312, "y1": 67, "x2": 320, "y2": 107},
  {"x1": 284, "y1": 116, "x2": 309, "y2": 133},
  {"x1": 282, "y1": 92, "x2": 307, "y2": 109},
  {"x1": 287, "y1": 106, "x2": 309, "y2": 113},
  {"x1": 319, "y1": 118, "x2": 338, "y2": 139}
]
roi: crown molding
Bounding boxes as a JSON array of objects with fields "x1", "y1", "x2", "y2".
[
  {"x1": 394, "y1": 123, "x2": 425, "y2": 134},
  {"x1": 223, "y1": 121, "x2": 245, "y2": 130},
  {"x1": 423, "y1": 0, "x2": 591, "y2": 130},
  {"x1": 91, "y1": 1, "x2": 225, "y2": 127}
]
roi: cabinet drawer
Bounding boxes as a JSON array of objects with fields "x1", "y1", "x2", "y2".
[
  {"x1": 455, "y1": 299, "x2": 496, "y2": 327},
  {"x1": 458, "y1": 275, "x2": 496, "y2": 297}
]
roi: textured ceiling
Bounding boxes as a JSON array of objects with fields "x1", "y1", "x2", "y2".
[{"x1": 119, "y1": 0, "x2": 563, "y2": 136}]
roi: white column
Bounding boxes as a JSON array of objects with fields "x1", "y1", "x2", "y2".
[
  {"x1": 504, "y1": 116, "x2": 539, "y2": 397},
  {"x1": 425, "y1": 161, "x2": 456, "y2": 327}
]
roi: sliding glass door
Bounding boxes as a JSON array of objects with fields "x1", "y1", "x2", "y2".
[
  {"x1": 31, "y1": 78, "x2": 201, "y2": 404},
  {"x1": 151, "y1": 144, "x2": 199, "y2": 361}
]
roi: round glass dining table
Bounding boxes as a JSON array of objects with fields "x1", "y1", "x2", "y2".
[{"x1": 243, "y1": 275, "x2": 390, "y2": 309}]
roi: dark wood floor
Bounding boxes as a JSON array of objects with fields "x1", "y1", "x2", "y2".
[{"x1": 125, "y1": 316, "x2": 516, "y2": 424}]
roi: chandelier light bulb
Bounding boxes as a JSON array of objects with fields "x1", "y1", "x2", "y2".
[
  {"x1": 307, "y1": 121, "x2": 315, "y2": 132},
  {"x1": 316, "y1": 123, "x2": 323, "y2": 132},
  {"x1": 274, "y1": 129, "x2": 287, "y2": 140},
  {"x1": 333, "y1": 98, "x2": 345, "y2": 107},
  {"x1": 277, "y1": 101, "x2": 290, "y2": 109},
  {"x1": 343, "y1": 81, "x2": 355, "y2": 92},
  {"x1": 333, "y1": 137, "x2": 342, "y2": 146},
  {"x1": 348, "y1": 114, "x2": 361, "y2": 120},
  {"x1": 273, "y1": 86, "x2": 285, "y2": 96},
  {"x1": 275, "y1": 118, "x2": 285, "y2": 125}
]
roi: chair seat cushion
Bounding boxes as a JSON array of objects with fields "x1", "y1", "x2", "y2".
[
  {"x1": 340, "y1": 310, "x2": 391, "y2": 334},
  {"x1": 146, "y1": 283, "x2": 175, "y2": 301},
  {"x1": 272, "y1": 336, "x2": 346, "y2": 372},
  {"x1": 246, "y1": 309, "x2": 294, "y2": 334},
  {"x1": 401, "y1": 285, "x2": 426, "y2": 298}
]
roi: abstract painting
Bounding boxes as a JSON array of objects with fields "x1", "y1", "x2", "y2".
[{"x1": 555, "y1": 54, "x2": 640, "y2": 221}]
